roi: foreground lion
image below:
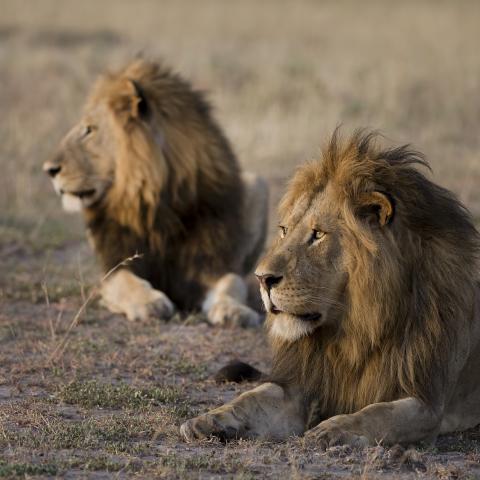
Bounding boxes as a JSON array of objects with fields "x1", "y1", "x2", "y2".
[
  {"x1": 43, "y1": 59, "x2": 268, "y2": 326},
  {"x1": 181, "y1": 130, "x2": 480, "y2": 447}
]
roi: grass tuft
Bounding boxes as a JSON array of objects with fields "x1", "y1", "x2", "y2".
[
  {"x1": 1, "y1": 415, "x2": 155, "y2": 454},
  {"x1": 156, "y1": 453, "x2": 244, "y2": 475},
  {"x1": 58, "y1": 379, "x2": 183, "y2": 409},
  {"x1": 0, "y1": 461, "x2": 58, "y2": 477}
]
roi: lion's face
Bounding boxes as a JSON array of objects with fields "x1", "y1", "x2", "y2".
[
  {"x1": 43, "y1": 103, "x2": 117, "y2": 212},
  {"x1": 256, "y1": 184, "x2": 348, "y2": 341}
]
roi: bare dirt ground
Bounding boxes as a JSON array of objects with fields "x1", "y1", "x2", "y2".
[{"x1": 1, "y1": 1, "x2": 480, "y2": 478}]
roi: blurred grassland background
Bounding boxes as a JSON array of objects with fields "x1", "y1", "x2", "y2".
[{"x1": 1, "y1": 0, "x2": 480, "y2": 245}]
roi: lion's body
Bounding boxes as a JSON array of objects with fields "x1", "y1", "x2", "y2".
[
  {"x1": 181, "y1": 130, "x2": 480, "y2": 447},
  {"x1": 44, "y1": 59, "x2": 268, "y2": 324}
]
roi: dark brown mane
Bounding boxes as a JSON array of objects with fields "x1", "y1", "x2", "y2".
[
  {"x1": 271, "y1": 130, "x2": 480, "y2": 423},
  {"x1": 84, "y1": 59, "x2": 245, "y2": 309}
]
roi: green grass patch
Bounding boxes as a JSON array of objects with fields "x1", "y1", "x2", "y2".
[
  {"x1": 157, "y1": 354, "x2": 207, "y2": 379},
  {"x1": 80, "y1": 455, "x2": 136, "y2": 472},
  {"x1": 0, "y1": 415, "x2": 154, "y2": 455},
  {"x1": 0, "y1": 453, "x2": 137, "y2": 477},
  {"x1": 157, "y1": 453, "x2": 243, "y2": 475},
  {"x1": 0, "y1": 461, "x2": 58, "y2": 477},
  {"x1": 59, "y1": 380, "x2": 183, "y2": 409},
  {"x1": 172, "y1": 357, "x2": 207, "y2": 377}
]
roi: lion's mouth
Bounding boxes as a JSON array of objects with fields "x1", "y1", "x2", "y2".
[
  {"x1": 296, "y1": 312, "x2": 322, "y2": 322},
  {"x1": 270, "y1": 307, "x2": 322, "y2": 322},
  {"x1": 60, "y1": 188, "x2": 96, "y2": 199}
]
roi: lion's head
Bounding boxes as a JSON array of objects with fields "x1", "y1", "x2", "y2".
[
  {"x1": 257, "y1": 130, "x2": 479, "y2": 414},
  {"x1": 256, "y1": 130, "x2": 406, "y2": 343},
  {"x1": 44, "y1": 59, "x2": 241, "y2": 238},
  {"x1": 42, "y1": 65, "x2": 152, "y2": 212},
  {"x1": 43, "y1": 102, "x2": 115, "y2": 212}
]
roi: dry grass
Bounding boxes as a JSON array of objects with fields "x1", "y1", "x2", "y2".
[{"x1": 1, "y1": 0, "x2": 480, "y2": 478}]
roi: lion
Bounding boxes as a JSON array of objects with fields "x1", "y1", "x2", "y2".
[
  {"x1": 43, "y1": 59, "x2": 268, "y2": 327},
  {"x1": 181, "y1": 129, "x2": 480, "y2": 447}
]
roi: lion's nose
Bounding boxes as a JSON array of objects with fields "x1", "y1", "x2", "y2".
[
  {"x1": 44, "y1": 164, "x2": 62, "y2": 178},
  {"x1": 255, "y1": 273, "x2": 283, "y2": 292}
]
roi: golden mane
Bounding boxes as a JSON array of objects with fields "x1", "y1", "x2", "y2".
[
  {"x1": 270, "y1": 130, "x2": 480, "y2": 420},
  {"x1": 85, "y1": 59, "x2": 241, "y2": 238},
  {"x1": 83, "y1": 59, "x2": 246, "y2": 309}
]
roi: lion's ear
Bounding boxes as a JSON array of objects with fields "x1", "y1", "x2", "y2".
[
  {"x1": 357, "y1": 191, "x2": 394, "y2": 226},
  {"x1": 109, "y1": 79, "x2": 148, "y2": 124}
]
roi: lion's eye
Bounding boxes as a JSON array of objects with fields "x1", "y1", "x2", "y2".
[
  {"x1": 279, "y1": 225, "x2": 288, "y2": 239},
  {"x1": 83, "y1": 125, "x2": 95, "y2": 138},
  {"x1": 311, "y1": 229, "x2": 326, "y2": 243}
]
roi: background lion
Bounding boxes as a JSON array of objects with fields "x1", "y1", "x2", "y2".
[
  {"x1": 181, "y1": 130, "x2": 480, "y2": 447},
  {"x1": 43, "y1": 59, "x2": 268, "y2": 326}
]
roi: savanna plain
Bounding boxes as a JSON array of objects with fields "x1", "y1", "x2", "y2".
[{"x1": 1, "y1": 1, "x2": 479, "y2": 478}]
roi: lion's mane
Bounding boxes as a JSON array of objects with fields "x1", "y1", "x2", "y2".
[
  {"x1": 270, "y1": 130, "x2": 480, "y2": 424},
  {"x1": 84, "y1": 59, "x2": 245, "y2": 309}
]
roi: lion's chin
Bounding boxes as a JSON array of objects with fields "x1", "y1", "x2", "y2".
[
  {"x1": 61, "y1": 193, "x2": 83, "y2": 212},
  {"x1": 269, "y1": 313, "x2": 323, "y2": 342},
  {"x1": 59, "y1": 187, "x2": 105, "y2": 212}
]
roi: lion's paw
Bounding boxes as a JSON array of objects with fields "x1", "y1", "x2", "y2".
[
  {"x1": 123, "y1": 289, "x2": 175, "y2": 322},
  {"x1": 207, "y1": 300, "x2": 262, "y2": 328},
  {"x1": 304, "y1": 417, "x2": 370, "y2": 449},
  {"x1": 180, "y1": 413, "x2": 239, "y2": 442}
]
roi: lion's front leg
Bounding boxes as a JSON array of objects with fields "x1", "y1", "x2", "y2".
[
  {"x1": 101, "y1": 269, "x2": 175, "y2": 322},
  {"x1": 180, "y1": 383, "x2": 305, "y2": 442},
  {"x1": 305, "y1": 397, "x2": 442, "y2": 448},
  {"x1": 203, "y1": 273, "x2": 262, "y2": 327}
]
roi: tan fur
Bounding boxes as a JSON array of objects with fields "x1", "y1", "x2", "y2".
[
  {"x1": 43, "y1": 59, "x2": 268, "y2": 325},
  {"x1": 181, "y1": 129, "x2": 480, "y2": 447},
  {"x1": 101, "y1": 269, "x2": 174, "y2": 322}
]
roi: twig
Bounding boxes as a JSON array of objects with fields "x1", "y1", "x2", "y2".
[
  {"x1": 42, "y1": 281, "x2": 56, "y2": 341},
  {"x1": 47, "y1": 253, "x2": 142, "y2": 365}
]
